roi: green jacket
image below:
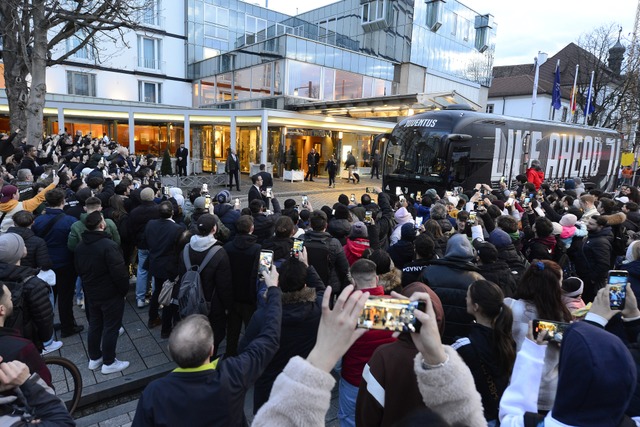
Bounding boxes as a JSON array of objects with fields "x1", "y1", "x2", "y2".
[{"x1": 68, "y1": 212, "x2": 121, "y2": 251}]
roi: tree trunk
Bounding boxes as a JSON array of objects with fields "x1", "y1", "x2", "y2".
[{"x1": 25, "y1": 0, "x2": 47, "y2": 144}]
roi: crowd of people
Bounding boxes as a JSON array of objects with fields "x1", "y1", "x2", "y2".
[{"x1": 0, "y1": 128, "x2": 639, "y2": 426}]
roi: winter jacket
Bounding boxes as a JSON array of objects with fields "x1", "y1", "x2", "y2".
[
  {"x1": 327, "y1": 218, "x2": 351, "y2": 245},
  {"x1": 261, "y1": 236, "x2": 293, "y2": 261},
  {"x1": 452, "y1": 323, "x2": 514, "y2": 422},
  {"x1": 223, "y1": 233, "x2": 261, "y2": 305},
  {"x1": 133, "y1": 287, "x2": 283, "y2": 427},
  {"x1": 401, "y1": 259, "x2": 432, "y2": 288},
  {"x1": 343, "y1": 238, "x2": 370, "y2": 265},
  {"x1": 67, "y1": 212, "x2": 120, "y2": 252},
  {"x1": 419, "y1": 234, "x2": 484, "y2": 344},
  {"x1": 624, "y1": 210, "x2": 640, "y2": 232},
  {"x1": 377, "y1": 267, "x2": 402, "y2": 294},
  {"x1": 581, "y1": 227, "x2": 614, "y2": 291},
  {"x1": 523, "y1": 235, "x2": 557, "y2": 262},
  {"x1": 127, "y1": 201, "x2": 159, "y2": 249},
  {"x1": 387, "y1": 239, "x2": 415, "y2": 270},
  {"x1": 75, "y1": 230, "x2": 129, "y2": 301},
  {"x1": 376, "y1": 193, "x2": 395, "y2": 250},
  {"x1": 252, "y1": 198, "x2": 282, "y2": 244},
  {"x1": 477, "y1": 260, "x2": 518, "y2": 298},
  {"x1": 0, "y1": 327, "x2": 52, "y2": 387},
  {"x1": 0, "y1": 183, "x2": 55, "y2": 233},
  {"x1": 145, "y1": 218, "x2": 186, "y2": 280},
  {"x1": 5, "y1": 227, "x2": 52, "y2": 270},
  {"x1": 302, "y1": 230, "x2": 350, "y2": 291},
  {"x1": 526, "y1": 167, "x2": 544, "y2": 190},
  {"x1": 214, "y1": 203, "x2": 240, "y2": 239},
  {"x1": 248, "y1": 286, "x2": 323, "y2": 413},
  {"x1": 0, "y1": 263, "x2": 53, "y2": 351},
  {"x1": 621, "y1": 260, "x2": 640, "y2": 297},
  {"x1": 497, "y1": 244, "x2": 529, "y2": 278},
  {"x1": 562, "y1": 294, "x2": 586, "y2": 314}
]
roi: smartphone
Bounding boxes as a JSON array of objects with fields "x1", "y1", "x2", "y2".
[
  {"x1": 364, "y1": 210, "x2": 373, "y2": 223},
  {"x1": 163, "y1": 186, "x2": 169, "y2": 196},
  {"x1": 234, "y1": 198, "x2": 240, "y2": 209},
  {"x1": 266, "y1": 187, "x2": 273, "y2": 198},
  {"x1": 416, "y1": 190, "x2": 422, "y2": 200},
  {"x1": 532, "y1": 319, "x2": 570, "y2": 343},
  {"x1": 366, "y1": 187, "x2": 376, "y2": 194},
  {"x1": 469, "y1": 211, "x2": 477, "y2": 222},
  {"x1": 415, "y1": 216, "x2": 424, "y2": 228},
  {"x1": 357, "y1": 297, "x2": 426, "y2": 333},
  {"x1": 258, "y1": 250, "x2": 274, "y2": 278},
  {"x1": 204, "y1": 194, "x2": 211, "y2": 209},
  {"x1": 523, "y1": 197, "x2": 531, "y2": 207},
  {"x1": 291, "y1": 239, "x2": 304, "y2": 258},
  {"x1": 395, "y1": 186, "x2": 402, "y2": 196},
  {"x1": 302, "y1": 195, "x2": 308, "y2": 207},
  {"x1": 608, "y1": 270, "x2": 629, "y2": 310},
  {"x1": 350, "y1": 193, "x2": 356, "y2": 203}
]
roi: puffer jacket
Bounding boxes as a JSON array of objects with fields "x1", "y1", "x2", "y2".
[
  {"x1": 328, "y1": 218, "x2": 351, "y2": 246},
  {"x1": 477, "y1": 260, "x2": 518, "y2": 298},
  {"x1": 223, "y1": 233, "x2": 261, "y2": 304},
  {"x1": 581, "y1": 226, "x2": 614, "y2": 294},
  {"x1": 387, "y1": 239, "x2": 415, "y2": 270},
  {"x1": 5, "y1": 227, "x2": 52, "y2": 270},
  {"x1": 302, "y1": 230, "x2": 350, "y2": 291},
  {"x1": 214, "y1": 203, "x2": 240, "y2": 239},
  {"x1": 0, "y1": 263, "x2": 53, "y2": 351},
  {"x1": 127, "y1": 200, "x2": 159, "y2": 249},
  {"x1": 523, "y1": 235, "x2": 557, "y2": 262},
  {"x1": 31, "y1": 208, "x2": 77, "y2": 269},
  {"x1": 252, "y1": 198, "x2": 282, "y2": 244}
]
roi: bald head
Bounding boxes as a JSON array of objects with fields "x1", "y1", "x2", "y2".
[{"x1": 168, "y1": 315, "x2": 214, "y2": 368}]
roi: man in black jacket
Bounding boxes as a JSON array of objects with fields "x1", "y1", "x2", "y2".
[
  {"x1": 145, "y1": 201, "x2": 186, "y2": 336},
  {"x1": 175, "y1": 143, "x2": 188, "y2": 176},
  {"x1": 6, "y1": 210, "x2": 52, "y2": 271},
  {"x1": 128, "y1": 187, "x2": 159, "y2": 308},
  {"x1": 223, "y1": 215, "x2": 262, "y2": 356},
  {"x1": 250, "y1": 197, "x2": 282, "y2": 244},
  {"x1": 75, "y1": 211, "x2": 130, "y2": 375}
]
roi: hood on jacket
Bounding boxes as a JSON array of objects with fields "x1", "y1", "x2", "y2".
[
  {"x1": 229, "y1": 233, "x2": 259, "y2": 250},
  {"x1": 601, "y1": 211, "x2": 627, "y2": 226},
  {"x1": 401, "y1": 282, "x2": 445, "y2": 335},
  {"x1": 552, "y1": 322, "x2": 636, "y2": 427},
  {"x1": 0, "y1": 263, "x2": 38, "y2": 282},
  {"x1": 189, "y1": 234, "x2": 217, "y2": 252},
  {"x1": 5, "y1": 227, "x2": 35, "y2": 241},
  {"x1": 80, "y1": 230, "x2": 111, "y2": 245},
  {"x1": 377, "y1": 267, "x2": 401, "y2": 294},
  {"x1": 444, "y1": 233, "x2": 475, "y2": 261},
  {"x1": 0, "y1": 199, "x2": 19, "y2": 213}
]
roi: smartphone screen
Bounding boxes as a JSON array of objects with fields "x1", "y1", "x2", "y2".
[
  {"x1": 366, "y1": 187, "x2": 376, "y2": 194},
  {"x1": 532, "y1": 319, "x2": 570, "y2": 343},
  {"x1": 416, "y1": 191, "x2": 422, "y2": 199},
  {"x1": 415, "y1": 216, "x2": 423, "y2": 228},
  {"x1": 364, "y1": 210, "x2": 373, "y2": 223},
  {"x1": 523, "y1": 197, "x2": 531, "y2": 207},
  {"x1": 395, "y1": 186, "x2": 402, "y2": 196},
  {"x1": 302, "y1": 195, "x2": 308, "y2": 207},
  {"x1": 608, "y1": 270, "x2": 628, "y2": 310},
  {"x1": 259, "y1": 250, "x2": 274, "y2": 277},
  {"x1": 350, "y1": 193, "x2": 356, "y2": 203},
  {"x1": 469, "y1": 212, "x2": 477, "y2": 222},
  {"x1": 357, "y1": 297, "x2": 426, "y2": 333},
  {"x1": 292, "y1": 239, "x2": 304, "y2": 258},
  {"x1": 204, "y1": 195, "x2": 211, "y2": 209},
  {"x1": 266, "y1": 187, "x2": 273, "y2": 198}
]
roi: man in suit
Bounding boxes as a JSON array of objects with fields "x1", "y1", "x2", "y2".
[
  {"x1": 144, "y1": 201, "x2": 186, "y2": 338},
  {"x1": 305, "y1": 148, "x2": 316, "y2": 182},
  {"x1": 175, "y1": 143, "x2": 188, "y2": 176},
  {"x1": 371, "y1": 149, "x2": 380, "y2": 179},
  {"x1": 314, "y1": 150, "x2": 320, "y2": 177},
  {"x1": 226, "y1": 148, "x2": 240, "y2": 191},
  {"x1": 248, "y1": 174, "x2": 268, "y2": 206},
  {"x1": 257, "y1": 164, "x2": 273, "y2": 209}
]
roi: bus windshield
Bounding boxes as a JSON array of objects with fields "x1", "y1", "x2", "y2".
[{"x1": 383, "y1": 127, "x2": 449, "y2": 183}]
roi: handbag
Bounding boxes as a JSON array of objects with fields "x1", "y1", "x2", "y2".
[{"x1": 159, "y1": 277, "x2": 178, "y2": 307}]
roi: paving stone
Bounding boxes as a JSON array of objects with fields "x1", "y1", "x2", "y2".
[
  {"x1": 98, "y1": 413, "x2": 130, "y2": 427},
  {"x1": 133, "y1": 336, "x2": 163, "y2": 358},
  {"x1": 143, "y1": 352, "x2": 170, "y2": 369}
]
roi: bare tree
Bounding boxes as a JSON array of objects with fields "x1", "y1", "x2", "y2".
[
  {"x1": 0, "y1": 0, "x2": 152, "y2": 145},
  {"x1": 574, "y1": 24, "x2": 634, "y2": 128}
]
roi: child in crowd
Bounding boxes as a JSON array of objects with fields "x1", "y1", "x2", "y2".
[{"x1": 561, "y1": 277, "x2": 586, "y2": 317}]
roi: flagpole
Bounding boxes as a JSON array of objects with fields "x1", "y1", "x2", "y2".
[
  {"x1": 570, "y1": 64, "x2": 579, "y2": 122},
  {"x1": 583, "y1": 70, "x2": 595, "y2": 125}
]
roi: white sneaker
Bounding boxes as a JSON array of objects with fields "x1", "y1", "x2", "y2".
[
  {"x1": 88, "y1": 357, "x2": 103, "y2": 371},
  {"x1": 118, "y1": 327, "x2": 125, "y2": 336},
  {"x1": 41, "y1": 341, "x2": 63, "y2": 356},
  {"x1": 137, "y1": 299, "x2": 149, "y2": 308},
  {"x1": 76, "y1": 297, "x2": 84, "y2": 307},
  {"x1": 101, "y1": 359, "x2": 129, "y2": 375}
]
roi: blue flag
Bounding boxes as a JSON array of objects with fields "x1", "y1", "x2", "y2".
[
  {"x1": 583, "y1": 86, "x2": 595, "y2": 115},
  {"x1": 552, "y1": 63, "x2": 561, "y2": 110}
]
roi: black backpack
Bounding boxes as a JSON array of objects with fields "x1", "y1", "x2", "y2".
[
  {"x1": 3, "y1": 276, "x2": 34, "y2": 341},
  {"x1": 304, "y1": 237, "x2": 332, "y2": 286},
  {"x1": 612, "y1": 223, "x2": 629, "y2": 257}
]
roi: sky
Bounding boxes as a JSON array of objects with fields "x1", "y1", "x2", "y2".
[{"x1": 262, "y1": 0, "x2": 638, "y2": 66}]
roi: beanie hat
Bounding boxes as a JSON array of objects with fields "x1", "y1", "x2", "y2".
[
  {"x1": 560, "y1": 214, "x2": 578, "y2": 227},
  {"x1": 140, "y1": 187, "x2": 155, "y2": 202},
  {"x1": 394, "y1": 207, "x2": 413, "y2": 225},
  {"x1": 349, "y1": 221, "x2": 368, "y2": 239},
  {"x1": 426, "y1": 189, "x2": 438, "y2": 200},
  {"x1": 194, "y1": 196, "x2": 206, "y2": 210},
  {"x1": 562, "y1": 277, "x2": 584, "y2": 297},
  {"x1": 552, "y1": 222, "x2": 563, "y2": 235},
  {"x1": 216, "y1": 190, "x2": 231, "y2": 204},
  {"x1": 334, "y1": 204, "x2": 350, "y2": 220},
  {"x1": 0, "y1": 185, "x2": 18, "y2": 203},
  {"x1": 564, "y1": 179, "x2": 576, "y2": 190},
  {"x1": 0, "y1": 233, "x2": 26, "y2": 264},
  {"x1": 488, "y1": 228, "x2": 512, "y2": 248},
  {"x1": 552, "y1": 322, "x2": 636, "y2": 427},
  {"x1": 401, "y1": 223, "x2": 417, "y2": 242}
]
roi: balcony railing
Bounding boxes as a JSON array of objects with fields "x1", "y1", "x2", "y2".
[{"x1": 135, "y1": 57, "x2": 166, "y2": 73}]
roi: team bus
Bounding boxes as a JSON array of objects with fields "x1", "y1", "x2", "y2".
[{"x1": 378, "y1": 106, "x2": 623, "y2": 196}]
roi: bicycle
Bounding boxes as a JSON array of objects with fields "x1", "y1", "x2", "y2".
[{"x1": 44, "y1": 356, "x2": 83, "y2": 415}]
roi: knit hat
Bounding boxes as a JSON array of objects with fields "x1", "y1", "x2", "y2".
[
  {"x1": 196, "y1": 213, "x2": 217, "y2": 235},
  {"x1": 564, "y1": 179, "x2": 576, "y2": 190},
  {"x1": 475, "y1": 241, "x2": 498, "y2": 264},
  {"x1": 552, "y1": 322, "x2": 636, "y2": 427},
  {"x1": 425, "y1": 189, "x2": 438, "y2": 200},
  {"x1": 562, "y1": 277, "x2": 584, "y2": 297},
  {"x1": 0, "y1": 233, "x2": 26, "y2": 264},
  {"x1": 560, "y1": 214, "x2": 578, "y2": 227},
  {"x1": 0, "y1": 185, "x2": 18, "y2": 203},
  {"x1": 140, "y1": 187, "x2": 155, "y2": 202},
  {"x1": 349, "y1": 221, "x2": 368, "y2": 239},
  {"x1": 394, "y1": 207, "x2": 413, "y2": 225},
  {"x1": 552, "y1": 222, "x2": 563, "y2": 235},
  {"x1": 401, "y1": 223, "x2": 417, "y2": 242},
  {"x1": 488, "y1": 228, "x2": 512, "y2": 248},
  {"x1": 194, "y1": 196, "x2": 206, "y2": 209},
  {"x1": 216, "y1": 190, "x2": 231, "y2": 204},
  {"x1": 334, "y1": 204, "x2": 350, "y2": 220}
]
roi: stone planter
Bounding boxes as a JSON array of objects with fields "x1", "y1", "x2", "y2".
[{"x1": 283, "y1": 169, "x2": 304, "y2": 182}]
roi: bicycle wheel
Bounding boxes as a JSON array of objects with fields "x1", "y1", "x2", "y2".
[{"x1": 44, "y1": 356, "x2": 83, "y2": 415}]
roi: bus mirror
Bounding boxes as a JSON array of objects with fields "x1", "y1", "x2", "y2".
[{"x1": 447, "y1": 134, "x2": 472, "y2": 141}]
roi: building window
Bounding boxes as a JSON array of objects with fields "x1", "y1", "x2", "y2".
[
  {"x1": 451, "y1": 13, "x2": 458, "y2": 36},
  {"x1": 474, "y1": 14, "x2": 493, "y2": 53},
  {"x1": 425, "y1": 0, "x2": 445, "y2": 32},
  {"x1": 141, "y1": 0, "x2": 162, "y2": 27},
  {"x1": 362, "y1": 0, "x2": 387, "y2": 23},
  {"x1": 137, "y1": 36, "x2": 162, "y2": 70},
  {"x1": 245, "y1": 15, "x2": 267, "y2": 45},
  {"x1": 139, "y1": 81, "x2": 162, "y2": 103},
  {"x1": 66, "y1": 31, "x2": 94, "y2": 60},
  {"x1": 486, "y1": 103, "x2": 494, "y2": 114},
  {"x1": 67, "y1": 71, "x2": 96, "y2": 96}
]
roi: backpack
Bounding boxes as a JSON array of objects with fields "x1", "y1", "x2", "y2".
[
  {"x1": 3, "y1": 276, "x2": 34, "y2": 342},
  {"x1": 177, "y1": 245, "x2": 221, "y2": 318},
  {"x1": 304, "y1": 236, "x2": 332, "y2": 285},
  {"x1": 612, "y1": 223, "x2": 629, "y2": 257}
]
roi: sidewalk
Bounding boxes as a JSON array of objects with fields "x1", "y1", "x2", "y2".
[{"x1": 58, "y1": 172, "x2": 382, "y2": 425}]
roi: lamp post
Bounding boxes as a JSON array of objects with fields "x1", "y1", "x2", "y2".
[{"x1": 531, "y1": 51, "x2": 548, "y2": 119}]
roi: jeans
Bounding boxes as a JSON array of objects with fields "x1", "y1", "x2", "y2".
[
  {"x1": 338, "y1": 377, "x2": 358, "y2": 427},
  {"x1": 87, "y1": 296, "x2": 125, "y2": 365},
  {"x1": 75, "y1": 276, "x2": 84, "y2": 300},
  {"x1": 136, "y1": 249, "x2": 150, "y2": 303}
]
